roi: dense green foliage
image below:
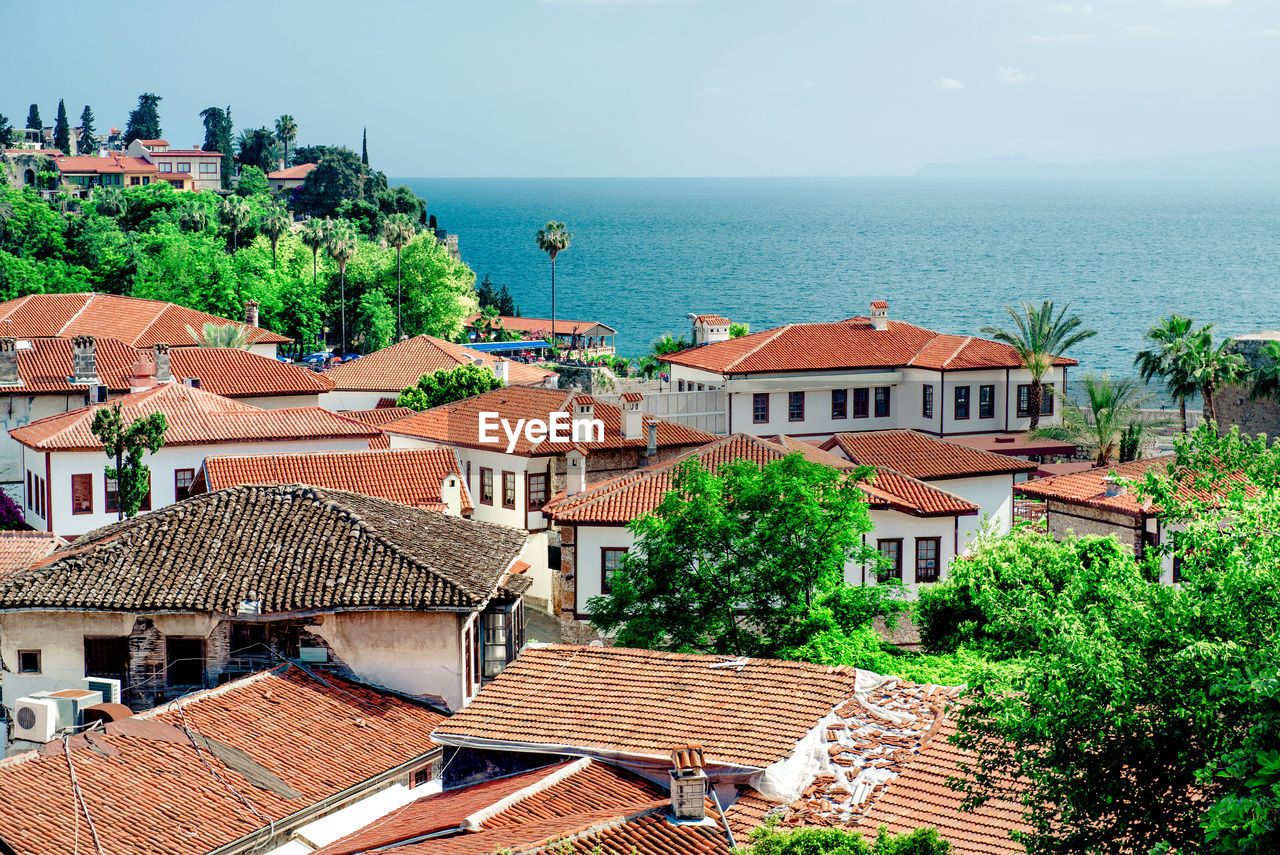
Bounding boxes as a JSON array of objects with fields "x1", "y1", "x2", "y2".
[
  {"x1": 53, "y1": 99, "x2": 70, "y2": 153},
  {"x1": 396, "y1": 362, "x2": 503, "y2": 411},
  {"x1": 123, "y1": 93, "x2": 162, "y2": 145},
  {"x1": 476, "y1": 273, "x2": 518, "y2": 316},
  {"x1": 90, "y1": 403, "x2": 167, "y2": 520},
  {"x1": 274, "y1": 115, "x2": 297, "y2": 168},
  {"x1": 237, "y1": 127, "x2": 280, "y2": 173},
  {"x1": 981, "y1": 301, "x2": 1096, "y2": 429},
  {"x1": 748, "y1": 824, "x2": 951, "y2": 854},
  {"x1": 200, "y1": 106, "x2": 235, "y2": 190},
  {"x1": 78, "y1": 104, "x2": 95, "y2": 154},
  {"x1": 0, "y1": 183, "x2": 476, "y2": 355},
  {"x1": 24, "y1": 105, "x2": 41, "y2": 134},
  {"x1": 1035, "y1": 374, "x2": 1160, "y2": 465},
  {"x1": 295, "y1": 147, "x2": 364, "y2": 218},
  {"x1": 0, "y1": 114, "x2": 14, "y2": 148}
]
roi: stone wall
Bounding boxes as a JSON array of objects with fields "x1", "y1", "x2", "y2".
[
  {"x1": 1044, "y1": 500, "x2": 1143, "y2": 555},
  {"x1": 1217, "y1": 333, "x2": 1280, "y2": 442}
]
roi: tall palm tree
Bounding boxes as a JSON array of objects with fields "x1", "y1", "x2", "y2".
[
  {"x1": 1134, "y1": 314, "x2": 1200, "y2": 434},
  {"x1": 93, "y1": 186, "x2": 125, "y2": 218},
  {"x1": 1250, "y1": 341, "x2": 1280, "y2": 403},
  {"x1": 274, "y1": 114, "x2": 297, "y2": 168},
  {"x1": 259, "y1": 203, "x2": 291, "y2": 268},
  {"x1": 382, "y1": 213, "x2": 415, "y2": 340},
  {"x1": 1184, "y1": 325, "x2": 1245, "y2": 428},
  {"x1": 325, "y1": 221, "x2": 358, "y2": 354},
  {"x1": 536, "y1": 221, "x2": 572, "y2": 349},
  {"x1": 177, "y1": 198, "x2": 208, "y2": 233},
  {"x1": 220, "y1": 195, "x2": 252, "y2": 254},
  {"x1": 299, "y1": 218, "x2": 328, "y2": 296},
  {"x1": 982, "y1": 301, "x2": 1097, "y2": 430},
  {"x1": 1040, "y1": 375, "x2": 1158, "y2": 466},
  {"x1": 184, "y1": 322, "x2": 252, "y2": 350}
]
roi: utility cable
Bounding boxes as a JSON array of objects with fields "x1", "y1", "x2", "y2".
[{"x1": 64, "y1": 734, "x2": 106, "y2": 855}]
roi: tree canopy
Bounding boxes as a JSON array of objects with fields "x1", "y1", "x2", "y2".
[
  {"x1": 396, "y1": 362, "x2": 503, "y2": 411},
  {"x1": 295, "y1": 147, "x2": 364, "y2": 218},
  {"x1": 749, "y1": 825, "x2": 952, "y2": 855},
  {"x1": 90, "y1": 403, "x2": 167, "y2": 520},
  {"x1": 123, "y1": 93, "x2": 162, "y2": 144}
]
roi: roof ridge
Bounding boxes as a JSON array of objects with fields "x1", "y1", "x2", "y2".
[
  {"x1": 868, "y1": 465, "x2": 979, "y2": 513},
  {"x1": 726, "y1": 324, "x2": 793, "y2": 372},
  {"x1": 943, "y1": 335, "x2": 972, "y2": 367},
  {"x1": 56, "y1": 292, "x2": 97, "y2": 336}
]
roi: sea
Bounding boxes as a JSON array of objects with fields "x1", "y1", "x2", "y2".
[{"x1": 397, "y1": 177, "x2": 1280, "y2": 383}]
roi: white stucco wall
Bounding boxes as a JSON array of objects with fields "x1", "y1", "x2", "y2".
[
  {"x1": 0, "y1": 611, "x2": 136, "y2": 708},
  {"x1": 248, "y1": 342, "x2": 279, "y2": 359},
  {"x1": 518, "y1": 530, "x2": 554, "y2": 613},
  {"x1": 855, "y1": 511, "x2": 960, "y2": 597},
  {"x1": 237, "y1": 393, "x2": 324, "y2": 410},
  {"x1": 572, "y1": 525, "x2": 637, "y2": 616},
  {"x1": 930, "y1": 474, "x2": 1015, "y2": 547},
  {"x1": 388, "y1": 436, "x2": 542, "y2": 531},
  {"x1": 319, "y1": 390, "x2": 397, "y2": 412},
  {"x1": 0, "y1": 392, "x2": 90, "y2": 484}
]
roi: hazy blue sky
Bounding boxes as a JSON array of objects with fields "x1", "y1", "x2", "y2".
[{"x1": 5, "y1": 0, "x2": 1277, "y2": 176}]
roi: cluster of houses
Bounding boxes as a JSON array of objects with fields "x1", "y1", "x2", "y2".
[{"x1": 0, "y1": 294, "x2": 1220, "y2": 854}]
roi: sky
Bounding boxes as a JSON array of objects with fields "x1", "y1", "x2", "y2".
[{"x1": 4, "y1": 0, "x2": 1278, "y2": 177}]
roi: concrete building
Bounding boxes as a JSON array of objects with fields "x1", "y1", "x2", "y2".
[
  {"x1": 267, "y1": 161, "x2": 316, "y2": 194},
  {"x1": 126, "y1": 138, "x2": 224, "y2": 191}
]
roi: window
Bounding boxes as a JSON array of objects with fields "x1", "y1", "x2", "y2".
[
  {"x1": 166, "y1": 637, "x2": 205, "y2": 688},
  {"x1": 677, "y1": 380, "x2": 685, "y2": 392},
  {"x1": 411, "y1": 764, "x2": 437, "y2": 788},
  {"x1": 502, "y1": 471, "x2": 517, "y2": 509},
  {"x1": 527, "y1": 472, "x2": 548, "y2": 510},
  {"x1": 915, "y1": 538, "x2": 941, "y2": 584},
  {"x1": 175, "y1": 468, "x2": 195, "y2": 497},
  {"x1": 979, "y1": 385, "x2": 996, "y2": 420},
  {"x1": 954, "y1": 386, "x2": 970, "y2": 420},
  {"x1": 33, "y1": 475, "x2": 44, "y2": 519},
  {"x1": 176, "y1": 162, "x2": 191, "y2": 173},
  {"x1": 479, "y1": 468, "x2": 493, "y2": 505},
  {"x1": 922, "y1": 385, "x2": 934, "y2": 419},
  {"x1": 874, "y1": 387, "x2": 891, "y2": 418},
  {"x1": 130, "y1": 177, "x2": 140, "y2": 186},
  {"x1": 752, "y1": 393, "x2": 769, "y2": 424},
  {"x1": 602, "y1": 547, "x2": 628, "y2": 594},
  {"x1": 481, "y1": 602, "x2": 524, "y2": 680},
  {"x1": 852, "y1": 388, "x2": 869, "y2": 418},
  {"x1": 84, "y1": 636, "x2": 129, "y2": 683},
  {"x1": 26, "y1": 471, "x2": 32, "y2": 509},
  {"x1": 106, "y1": 477, "x2": 119, "y2": 513},
  {"x1": 229, "y1": 623, "x2": 267, "y2": 658},
  {"x1": 199, "y1": 162, "x2": 218, "y2": 174},
  {"x1": 71, "y1": 474, "x2": 93, "y2": 515},
  {"x1": 831, "y1": 389, "x2": 847, "y2": 419},
  {"x1": 17, "y1": 650, "x2": 40, "y2": 674},
  {"x1": 158, "y1": 162, "x2": 172, "y2": 172},
  {"x1": 464, "y1": 622, "x2": 475, "y2": 687},
  {"x1": 876, "y1": 539, "x2": 903, "y2": 583},
  {"x1": 789, "y1": 391, "x2": 805, "y2": 422},
  {"x1": 140, "y1": 472, "x2": 152, "y2": 512},
  {"x1": 1016, "y1": 383, "x2": 1055, "y2": 418}
]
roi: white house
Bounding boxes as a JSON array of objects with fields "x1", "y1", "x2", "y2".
[
  {"x1": 126, "y1": 138, "x2": 225, "y2": 191},
  {"x1": 660, "y1": 301, "x2": 1076, "y2": 445},
  {"x1": 542, "y1": 433, "x2": 979, "y2": 641},
  {"x1": 10, "y1": 381, "x2": 380, "y2": 537}
]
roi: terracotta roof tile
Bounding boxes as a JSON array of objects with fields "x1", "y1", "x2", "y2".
[
  {"x1": 694, "y1": 314, "x2": 731, "y2": 325},
  {"x1": 0, "y1": 666, "x2": 445, "y2": 855},
  {"x1": 383, "y1": 386, "x2": 717, "y2": 457},
  {"x1": 55, "y1": 153, "x2": 156, "y2": 174},
  {"x1": 267, "y1": 162, "x2": 317, "y2": 179},
  {"x1": 168, "y1": 347, "x2": 334, "y2": 396},
  {"x1": 325, "y1": 335, "x2": 555, "y2": 392},
  {"x1": 342, "y1": 406, "x2": 417, "y2": 426},
  {"x1": 1014, "y1": 454, "x2": 1249, "y2": 518},
  {"x1": 0, "y1": 484, "x2": 527, "y2": 612},
  {"x1": 823, "y1": 430, "x2": 1036, "y2": 481},
  {"x1": 463, "y1": 315, "x2": 617, "y2": 337},
  {"x1": 0, "y1": 532, "x2": 62, "y2": 580},
  {"x1": 9, "y1": 383, "x2": 378, "y2": 450},
  {"x1": 0, "y1": 293, "x2": 290, "y2": 346},
  {"x1": 202, "y1": 447, "x2": 473, "y2": 513},
  {"x1": 1, "y1": 336, "x2": 139, "y2": 393}
]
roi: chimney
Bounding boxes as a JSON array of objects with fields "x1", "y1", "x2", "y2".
[
  {"x1": 645, "y1": 421, "x2": 657, "y2": 458},
  {"x1": 152, "y1": 343, "x2": 171, "y2": 383},
  {"x1": 129, "y1": 358, "x2": 157, "y2": 394},
  {"x1": 1102, "y1": 474, "x2": 1124, "y2": 497},
  {"x1": 491, "y1": 358, "x2": 509, "y2": 385},
  {"x1": 668, "y1": 745, "x2": 708, "y2": 821},
  {"x1": 565, "y1": 448, "x2": 587, "y2": 497},
  {"x1": 0, "y1": 338, "x2": 18, "y2": 386},
  {"x1": 869, "y1": 300, "x2": 889, "y2": 331},
  {"x1": 439, "y1": 473, "x2": 462, "y2": 516},
  {"x1": 244, "y1": 300, "x2": 260, "y2": 328},
  {"x1": 71, "y1": 336, "x2": 99, "y2": 384},
  {"x1": 620, "y1": 393, "x2": 644, "y2": 440},
  {"x1": 689, "y1": 314, "x2": 731, "y2": 347},
  {"x1": 571, "y1": 396, "x2": 599, "y2": 443}
]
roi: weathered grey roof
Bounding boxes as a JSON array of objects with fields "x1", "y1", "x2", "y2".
[{"x1": 0, "y1": 485, "x2": 528, "y2": 614}]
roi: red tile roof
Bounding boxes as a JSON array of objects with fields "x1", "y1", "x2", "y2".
[
  {"x1": 822, "y1": 430, "x2": 1036, "y2": 481},
  {"x1": 463, "y1": 315, "x2": 617, "y2": 337},
  {"x1": 150, "y1": 149, "x2": 222, "y2": 157},
  {"x1": 543, "y1": 433, "x2": 977, "y2": 524},
  {"x1": 0, "y1": 293, "x2": 290, "y2": 346},
  {"x1": 1, "y1": 336, "x2": 138, "y2": 393},
  {"x1": 54, "y1": 153, "x2": 156, "y2": 175},
  {"x1": 268, "y1": 162, "x2": 317, "y2": 179},
  {"x1": 0, "y1": 532, "x2": 62, "y2": 580},
  {"x1": 944, "y1": 432, "x2": 1078, "y2": 457},
  {"x1": 168, "y1": 347, "x2": 334, "y2": 397},
  {"x1": 0, "y1": 667, "x2": 445, "y2": 855},
  {"x1": 433, "y1": 645, "x2": 864, "y2": 770},
  {"x1": 9, "y1": 383, "x2": 379, "y2": 451},
  {"x1": 694, "y1": 314, "x2": 731, "y2": 325},
  {"x1": 201, "y1": 447, "x2": 473, "y2": 513},
  {"x1": 383, "y1": 386, "x2": 717, "y2": 457},
  {"x1": 661, "y1": 318, "x2": 1076, "y2": 375},
  {"x1": 136, "y1": 139, "x2": 169, "y2": 145},
  {"x1": 325, "y1": 335, "x2": 555, "y2": 392},
  {"x1": 1014, "y1": 454, "x2": 1249, "y2": 518},
  {"x1": 342, "y1": 406, "x2": 416, "y2": 425}
]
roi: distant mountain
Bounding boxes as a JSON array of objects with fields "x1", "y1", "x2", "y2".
[{"x1": 914, "y1": 147, "x2": 1280, "y2": 180}]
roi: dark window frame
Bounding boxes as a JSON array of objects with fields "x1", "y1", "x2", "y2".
[
  {"x1": 954, "y1": 385, "x2": 971, "y2": 420},
  {"x1": 174, "y1": 468, "x2": 195, "y2": 497},
  {"x1": 601, "y1": 547, "x2": 629, "y2": 595},
  {"x1": 874, "y1": 386, "x2": 891, "y2": 418},
  {"x1": 922, "y1": 385, "x2": 934, "y2": 419},
  {"x1": 479, "y1": 467, "x2": 494, "y2": 505},
  {"x1": 165, "y1": 637, "x2": 206, "y2": 689},
  {"x1": 788, "y1": 391, "x2": 805, "y2": 422},
  {"x1": 852, "y1": 388, "x2": 869, "y2": 419},
  {"x1": 71, "y1": 473, "x2": 93, "y2": 515},
  {"x1": 979, "y1": 384, "x2": 996, "y2": 420},
  {"x1": 752, "y1": 393, "x2": 769, "y2": 424},
  {"x1": 501, "y1": 470, "x2": 517, "y2": 510},
  {"x1": 831, "y1": 389, "x2": 847, "y2": 420},
  {"x1": 17, "y1": 650, "x2": 41, "y2": 674},
  {"x1": 527, "y1": 471, "x2": 548, "y2": 510},
  {"x1": 1016, "y1": 383, "x2": 1055, "y2": 418},
  {"x1": 876, "y1": 539, "x2": 903, "y2": 583},
  {"x1": 915, "y1": 537, "x2": 942, "y2": 584}
]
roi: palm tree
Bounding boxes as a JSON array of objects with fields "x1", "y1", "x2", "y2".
[
  {"x1": 220, "y1": 195, "x2": 252, "y2": 254},
  {"x1": 93, "y1": 186, "x2": 125, "y2": 218},
  {"x1": 1250, "y1": 341, "x2": 1280, "y2": 403},
  {"x1": 650, "y1": 332, "x2": 689, "y2": 357},
  {"x1": 1184, "y1": 325, "x2": 1245, "y2": 428},
  {"x1": 274, "y1": 114, "x2": 297, "y2": 168},
  {"x1": 382, "y1": 213, "x2": 415, "y2": 340},
  {"x1": 259, "y1": 203, "x2": 292, "y2": 268},
  {"x1": 299, "y1": 218, "x2": 328, "y2": 296},
  {"x1": 638, "y1": 355, "x2": 661, "y2": 380},
  {"x1": 177, "y1": 198, "x2": 208, "y2": 233},
  {"x1": 184, "y1": 322, "x2": 252, "y2": 350},
  {"x1": 325, "y1": 221, "x2": 358, "y2": 354},
  {"x1": 981, "y1": 301, "x2": 1097, "y2": 430},
  {"x1": 536, "y1": 221, "x2": 572, "y2": 348},
  {"x1": 1039, "y1": 375, "x2": 1159, "y2": 466},
  {"x1": 1134, "y1": 314, "x2": 1200, "y2": 434}
]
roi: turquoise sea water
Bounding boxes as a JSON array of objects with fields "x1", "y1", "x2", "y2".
[{"x1": 397, "y1": 178, "x2": 1280, "y2": 379}]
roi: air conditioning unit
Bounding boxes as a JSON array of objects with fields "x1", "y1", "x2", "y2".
[
  {"x1": 83, "y1": 677, "x2": 122, "y2": 705},
  {"x1": 45, "y1": 689, "x2": 103, "y2": 727},
  {"x1": 12, "y1": 697, "x2": 58, "y2": 743}
]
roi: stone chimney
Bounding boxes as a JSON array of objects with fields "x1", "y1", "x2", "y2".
[
  {"x1": 71, "y1": 336, "x2": 99, "y2": 385},
  {"x1": 152, "y1": 343, "x2": 172, "y2": 383},
  {"x1": 1103, "y1": 474, "x2": 1124, "y2": 497},
  {"x1": 565, "y1": 448, "x2": 587, "y2": 497},
  {"x1": 571, "y1": 396, "x2": 600, "y2": 443},
  {"x1": 129, "y1": 358, "x2": 157, "y2": 394},
  {"x1": 0, "y1": 338, "x2": 19, "y2": 386},
  {"x1": 645, "y1": 421, "x2": 657, "y2": 458},
  {"x1": 491, "y1": 358, "x2": 510, "y2": 385},
  {"x1": 869, "y1": 300, "x2": 889, "y2": 331},
  {"x1": 244, "y1": 300, "x2": 260, "y2": 328},
  {"x1": 439, "y1": 473, "x2": 463, "y2": 516},
  {"x1": 620, "y1": 393, "x2": 644, "y2": 440},
  {"x1": 668, "y1": 745, "x2": 708, "y2": 821}
]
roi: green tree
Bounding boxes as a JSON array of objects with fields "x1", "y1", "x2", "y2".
[
  {"x1": 176, "y1": 198, "x2": 209, "y2": 233},
  {"x1": 123, "y1": 93, "x2": 162, "y2": 145},
  {"x1": 361, "y1": 127, "x2": 369, "y2": 166},
  {"x1": 258, "y1": 202, "x2": 291, "y2": 268},
  {"x1": 376, "y1": 184, "x2": 427, "y2": 225},
  {"x1": 353, "y1": 288, "x2": 395, "y2": 353},
  {"x1": 292, "y1": 144, "x2": 338, "y2": 167},
  {"x1": 382, "y1": 213, "x2": 415, "y2": 340},
  {"x1": 0, "y1": 114, "x2": 14, "y2": 148},
  {"x1": 730, "y1": 322, "x2": 750, "y2": 338},
  {"x1": 396, "y1": 362, "x2": 503, "y2": 411},
  {"x1": 199, "y1": 105, "x2": 234, "y2": 190},
  {"x1": 981, "y1": 301, "x2": 1096, "y2": 430},
  {"x1": 89, "y1": 403, "x2": 167, "y2": 520},
  {"x1": 77, "y1": 104, "x2": 95, "y2": 154},
  {"x1": 220, "y1": 195, "x2": 252, "y2": 255},
  {"x1": 274, "y1": 114, "x2": 297, "y2": 168},
  {"x1": 1250, "y1": 340, "x2": 1280, "y2": 403},
  {"x1": 749, "y1": 825, "x2": 952, "y2": 855},
  {"x1": 588, "y1": 453, "x2": 885, "y2": 656},
  {"x1": 1135, "y1": 313, "x2": 1201, "y2": 434},
  {"x1": 237, "y1": 128, "x2": 281, "y2": 174},
  {"x1": 1037, "y1": 374, "x2": 1159, "y2": 466},
  {"x1": 336, "y1": 198, "x2": 381, "y2": 238},
  {"x1": 53, "y1": 99, "x2": 70, "y2": 153},
  {"x1": 299, "y1": 217, "x2": 328, "y2": 298},
  {"x1": 184, "y1": 321, "x2": 252, "y2": 349},
  {"x1": 1184, "y1": 324, "x2": 1246, "y2": 428},
  {"x1": 536, "y1": 221, "x2": 572, "y2": 345},
  {"x1": 93, "y1": 187, "x2": 126, "y2": 219},
  {"x1": 651, "y1": 332, "x2": 689, "y2": 357},
  {"x1": 294, "y1": 147, "x2": 364, "y2": 218},
  {"x1": 235, "y1": 165, "x2": 270, "y2": 198},
  {"x1": 325, "y1": 220, "x2": 358, "y2": 353},
  {"x1": 24, "y1": 104, "x2": 41, "y2": 133}
]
